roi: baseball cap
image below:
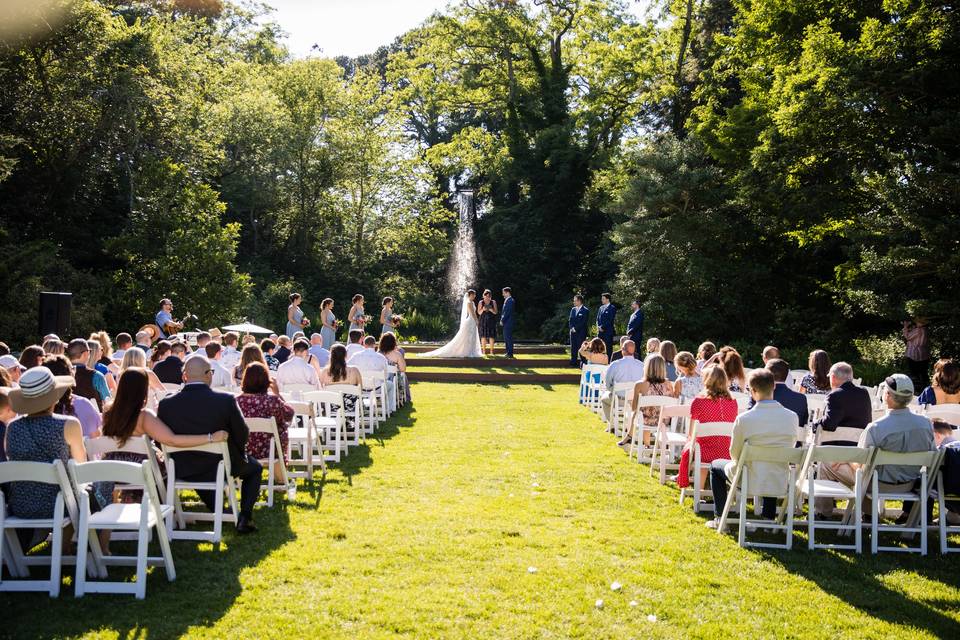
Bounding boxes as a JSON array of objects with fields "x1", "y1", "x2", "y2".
[
  {"x1": 0, "y1": 354, "x2": 24, "y2": 371},
  {"x1": 884, "y1": 373, "x2": 915, "y2": 398}
]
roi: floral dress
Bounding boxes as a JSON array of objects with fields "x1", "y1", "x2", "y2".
[
  {"x1": 237, "y1": 393, "x2": 294, "y2": 463},
  {"x1": 677, "y1": 374, "x2": 703, "y2": 404},
  {"x1": 677, "y1": 396, "x2": 739, "y2": 488},
  {"x1": 5, "y1": 415, "x2": 71, "y2": 518},
  {"x1": 800, "y1": 373, "x2": 830, "y2": 394},
  {"x1": 640, "y1": 382, "x2": 673, "y2": 427}
]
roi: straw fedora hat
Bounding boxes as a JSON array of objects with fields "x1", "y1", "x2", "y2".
[{"x1": 8, "y1": 367, "x2": 74, "y2": 415}]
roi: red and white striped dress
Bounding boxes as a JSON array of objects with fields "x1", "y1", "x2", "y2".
[{"x1": 677, "y1": 396, "x2": 739, "y2": 488}]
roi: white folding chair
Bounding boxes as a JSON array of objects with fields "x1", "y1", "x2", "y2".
[
  {"x1": 607, "y1": 382, "x2": 636, "y2": 436},
  {"x1": 588, "y1": 366, "x2": 609, "y2": 415},
  {"x1": 798, "y1": 445, "x2": 875, "y2": 553},
  {"x1": 161, "y1": 441, "x2": 239, "y2": 546},
  {"x1": 323, "y1": 384, "x2": 365, "y2": 445},
  {"x1": 359, "y1": 370, "x2": 388, "y2": 430},
  {"x1": 69, "y1": 459, "x2": 175, "y2": 599},
  {"x1": 805, "y1": 395, "x2": 827, "y2": 425},
  {"x1": 790, "y1": 370, "x2": 811, "y2": 392},
  {"x1": 650, "y1": 404, "x2": 691, "y2": 484},
  {"x1": 387, "y1": 365, "x2": 400, "y2": 413},
  {"x1": 730, "y1": 392, "x2": 751, "y2": 413},
  {"x1": 869, "y1": 449, "x2": 941, "y2": 555},
  {"x1": 246, "y1": 417, "x2": 289, "y2": 507},
  {"x1": 627, "y1": 396, "x2": 678, "y2": 463},
  {"x1": 678, "y1": 421, "x2": 735, "y2": 512},
  {"x1": 280, "y1": 383, "x2": 318, "y2": 401},
  {"x1": 926, "y1": 405, "x2": 960, "y2": 424},
  {"x1": 716, "y1": 444, "x2": 806, "y2": 550},
  {"x1": 936, "y1": 451, "x2": 960, "y2": 554},
  {"x1": 161, "y1": 383, "x2": 181, "y2": 394},
  {"x1": 302, "y1": 390, "x2": 347, "y2": 463},
  {"x1": 579, "y1": 365, "x2": 604, "y2": 405},
  {"x1": 0, "y1": 460, "x2": 89, "y2": 597}
]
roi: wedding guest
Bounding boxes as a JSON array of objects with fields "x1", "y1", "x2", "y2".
[
  {"x1": 273, "y1": 335, "x2": 292, "y2": 365},
  {"x1": 154, "y1": 341, "x2": 187, "y2": 384},
  {"x1": 113, "y1": 333, "x2": 133, "y2": 361},
  {"x1": 811, "y1": 362, "x2": 872, "y2": 440},
  {"x1": 610, "y1": 336, "x2": 629, "y2": 363},
  {"x1": 620, "y1": 354, "x2": 675, "y2": 447},
  {"x1": 67, "y1": 338, "x2": 110, "y2": 410},
  {"x1": 235, "y1": 344, "x2": 280, "y2": 394},
  {"x1": 348, "y1": 294, "x2": 366, "y2": 333},
  {"x1": 19, "y1": 345, "x2": 45, "y2": 369},
  {"x1": 704, "y1": 346, "x2": 747, "y2": 392},
  {"x1": 276, "y1": 340, "x2": 319, "y2": 389},
  {"x1": 0, "y1": 388, "x2": 15, "y2": 461},
  {"x1": 242, "y1": 334, "x2": 257, "y2": 347},
  {"x1": 320, "y1": 298, "x2": 338, "y2": 348},
  {"x1": 90, "y1": 331, "x2": 114, "y2": 365},
  {"x1": 346, "y1": 330, "x2": 365, "y2": 360},
  {"x1": 595, "y1": 293, "x2": 616, "y2": 358},
  {"x1": 203, "y1": 343, "x2": 235, "y2": 389},
  {"x1": 260, "y1": 339, "x2": 280, "y2": 371},
  {"x1": 43, "y1": 338, "x2": 65, "y2": 356},
  {"x1": 601, "y1": 340, "x2": 643, "y2": 421},
  {"x1": 478, "y1": 290, "x2": 499, "y2": 356},
  {"x1": 308, "y1": 333, "x2": 330, "y2": 368},
  {"x1": 379, "y1": 332, "x2": 407, "y2": 373},
  {"x1": 918, "y1": 360, "x2": 960, "y2": 406},
  {"x1": 150, "y1": 340, "x2": 171, "y2": 369},
  {"x1": 379, "y1": 297, "x2": 395, "y2": 338},
  {"x1": 0, "y1": 342, "x2": 8, "y2": 356},
  {"x1": 660, "y1": 340, "x2": 678, "y2": 382},
  {"x1": 319, "y1": 345, "x2": 363, "y2": 428},
  {"x1": 5, "y1": 367, "x2": 87, "y2": 520},
  {"x1": 568, "y1": 294, "x2": 589, "y2": 366},
  {"x1": 800, "y1": 350, "x2": 832, "y2": 394},
  {"x1": 158, "y1": 357, "x2": 261, "y2": 534},
  {"x1": 221, "y1": 332, "x2": 241, "y2": 371},
  {"x1": 646, "y1": 337, "x2": 661, "y2": 358},
  {"x1": 120, "y1": 348, "x2": 166, "y2": 392},
  {"x1": 286, "y1": 293, "x2": 307, "y2": 338},
  {"x1": 762, "y1": 345, "x2": 780, "y2": 364},
  {"x1": 578, "y1": 338, "x2": 609, "y2": 365},
  {"x1": 934, "y1": 419, "x2": 957, "y2": 446},
  {"x1": 747, "y1": 359, "x2": 808, "y2": 426},
  {"x1": 237, "y1": 362, "x2": 294, "y2": 483},
  {"x1": 676, "y1": 366, "x2": 738, "y2": 491},
  {"x1": 87, "y1": 339, "x2": 118, "y2": 394},
  {"x1": 134, "y1": 331, "x2": 153, "y2": 356},
  {"x1": 902, "y1": 317, "x2": 931, "y2": 387},
  {"x1": 673, "y1": 351, "x2": 703, "y2": 403},
  {"x1": 193, "y1": 331, "x2": 212, "y2": 357},
  {"x1": 705, "y1": 369, "x2": 798, "y2": 527},
  {"x1": 0, "y1": 354, "x2": 23, "y2": 385},
  {"x1": 44, "y1": 355, "x2": 102, "y2": 438},
  {"x1": 626, "y1": 299, "x2": 644, "y2": 356}
]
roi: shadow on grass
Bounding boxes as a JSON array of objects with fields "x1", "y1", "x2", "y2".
[{"x1": 1, "y1": 508, "x2": 295, "y2": 639}]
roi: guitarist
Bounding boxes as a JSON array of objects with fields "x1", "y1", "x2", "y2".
[{"x1": 156, "y1": 298, "x2": 183, "y2": 339}]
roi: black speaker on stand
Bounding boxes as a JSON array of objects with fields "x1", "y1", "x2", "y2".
[{"x1": 39, "y1": 291, "x2": 72, "y2": 339}]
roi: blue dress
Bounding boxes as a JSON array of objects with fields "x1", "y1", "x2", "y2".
[
  {"x1": 349, "y1": 306, "x2": 365, "y2": 333},
  {"x1": 321, "y1": 310, "x2": 337, "y2": 347},
  {"x1": 286, "y1": 305, "x2": 304, "y2": 338},
  {"x1": 5, "y1": 414, "x2": 71, "y2": 518}
]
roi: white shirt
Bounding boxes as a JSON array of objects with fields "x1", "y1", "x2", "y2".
[
  {"x1": 111, "y1": 348, "x2": 128, "y2": 361},
  {"x1": 345, "y1": 343, "x2": 365, "y2": 360},
  {"x1": 209, "y1": 359, "x2": 234, "y2": 389},
  {"x1": 604, "y1": 355, "x2": 645, "y2": 392},
  {"x1": 348, "y1": 348, "x2": 388, "y2": 373},
  {"x1": 220, "y1": 346, "x2": 241, "y2": 372},
  {"x1": 276, "y1": 356, "x2": 319, "y2": 387}
]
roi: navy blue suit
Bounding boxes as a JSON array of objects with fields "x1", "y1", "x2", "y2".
[
  {"x1": 627, "y1": 308, "x2": 644, "y2": 358},
  {"x1": 748, "y1": 382, "x2": 809, "y2": 427},
  {"x1": 501, "y1": 296, "x2": 516, "y2": 357},
  {"x1": 596, "y1": 303, "x2": 616, "y2": 358},
  {"x1": 569, "y1": 305, "x2": 589, "y2": 365}
]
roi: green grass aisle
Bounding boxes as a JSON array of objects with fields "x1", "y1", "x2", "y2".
[{"x1": 4, "y1": 383, "x2": 960, "y2": 638}]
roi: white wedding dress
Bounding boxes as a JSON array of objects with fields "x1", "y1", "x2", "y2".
[{"x1": 420, "y1": 294, "x2": 483, "y2": 358}]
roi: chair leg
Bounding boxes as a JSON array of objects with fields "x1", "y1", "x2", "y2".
[
  {"x1": 156, "y1": 521, "x2": 176, "y2": 582},
  {"x1": 135, "y1": 519, "x2": 149, "y2": 600},
  {"x1": 738, "y1": 477, "x2": 748, "y2": 547},
  {"x1": 920, "y1": 473, "x2": 928, "y2": 556},
  {"x1": 50, "y1": 512, "x2": 63, "y2": 597},
  {"x1": 213, "y1": 470, "x2": 225, "y2": 543},
  {"x1": 75, "y1": 514, "x2": 89, "y2": 598},
  {"x1": 871, "y1": 475, "x2": 879, "y2": 554}
]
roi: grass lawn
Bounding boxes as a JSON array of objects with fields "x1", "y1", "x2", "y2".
[
  {"x1": 406, "y1": 365, "x2": 577, "y2": 375},
  {"x1": 4, "y1": 383, "x2": 960, "y2": 639}
]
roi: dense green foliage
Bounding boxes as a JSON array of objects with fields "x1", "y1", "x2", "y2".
[{"x1": 1, "y1": 0, "x2": 956, "y2": 358}]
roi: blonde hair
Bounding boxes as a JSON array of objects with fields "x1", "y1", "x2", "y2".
[
  {"x1": 43, "y1": 339, "x2": 64, "y2": 356},
  {"x1": 121, "y1": 348, "x2": 147, "y2": 371},
  {"x1": 646, "y1": 337, "x2": 660, "y2": 354},
  {"x1": 697, "y1": 341, "x2": 716, "y2": 360},
  {"x1": 675, "y1": 351, "x2": 697, "y2": 375},
  {"x1": 659, "y1": 340, "x2": 678, "y2": 364},
  {"x1": 701, "y1": 365, "x2": 731, "y2": 399},
  {"x1": 90, "y1": 331, "x2": 113, "y2": 358},
  {"x1": 643, "y1": 354, "x2": 667, "y2": 384}
]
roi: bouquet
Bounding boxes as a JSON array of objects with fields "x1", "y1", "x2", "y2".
[
  {"x1": 390, "y1": 314, "x2": 403, "y2": 328},
  {"x1": 300, "y1": 316, "x2": 311, "y2": 328},
  {"x1": 360, "y1": 315, "x2": 372, "y2": 326}
]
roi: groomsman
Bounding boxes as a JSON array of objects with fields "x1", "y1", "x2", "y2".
[
  {"x1": 596, "y1": 293, "x2": 616, "y2": 358},
  {"x1": 627, "y1": 298, "x2": 644, "y2": 359},
  {"x1": 568, "y1": 294, "x2": 589, "y2": 366},
  {"x1": 500, "y1": 287, "x2": 516, "y2": 358}
]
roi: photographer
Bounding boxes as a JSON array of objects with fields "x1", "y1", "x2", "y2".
[{"x1": 902, "y1": 317, "x2": 931, "y2": 387}]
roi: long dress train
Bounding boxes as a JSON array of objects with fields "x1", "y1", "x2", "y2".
[{"x1": 420, "y1": 294, "x2": 483, "y2": 358}]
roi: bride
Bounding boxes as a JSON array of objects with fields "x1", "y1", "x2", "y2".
[{"x1": 420, "y1": 290, "x2": 482, "y2": 358}]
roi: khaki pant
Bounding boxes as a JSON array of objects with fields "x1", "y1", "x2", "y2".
[{"x1": 815, "y1": 462, "x2": 915, "y2": 517}]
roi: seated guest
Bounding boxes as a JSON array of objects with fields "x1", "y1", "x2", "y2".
[
  {"x1": 89, "y1": 332, "x2": 114, "y2": 366},
  {"x1": 154, "y1": 341, "x2": 187, "y2": 384},
  {"x1": 43, "y1": 338, "x2": 65, "y2": 356},
  {"x1": 660, "y1": 340, "x2": 678, "y2": 381},
  {"x1": 762, "y1": 345, "x2": 780, "y2": 364},
  {"x1": 121, "y1": 348, "x2": 166, "y2": 392},
  {"x1": 578, "y1": 337, "x2": 609, "y2": 365},
  {"x1": 934, "y1": 419, "x2": 957, "y2": 447},
  {"x1": 934, "y1": 419, "x2": 960, "y2": 524},
  {"x1": 704, "y1": 346, "x2": 747, "y2": 392},
  {"x1": 0, "y1": 341, "x2": 8, "y2": 356},
  {"x1": 379, "y1": 332, "x2": 409, "y2": 404},
  {"x1": 345, "y1": 330, "x2": 365, "y2": 360},
  {"x1": 811, "y1": 362, "x2": 872, "y2": 441},
  {"x1": 696, "y1": 341, "x2": 717, "y2": 373},
  {"x1": 673, "y1": 351, "x2": 703, "y2": 403},
  {"x1": 87, "y1": 339, "x2": 116, "y2": 395},
  {"x1": 0, "y1": 354, "x2": 24, "y2": 385},
  {"x1": 918, "y1": 359, "x2": 960, "y2": 406},
  {"x1": 19, "y1": 345, "x2": 45, "y2": 369},
  {"x1": 0, "y1": 387, "x2": 16, "y2": 461},
  {"x1": 193, "y1": 331, "x2": 212, "y2": 357},
  {"x1": 5, "y1": 367, "x2": 87, "y2": 519},
  {"x1": 203, "y1": 343, "x2": 235, "y2": 389},
  {"x1": 319, "y1": 345, "x2": 363, "y2": 425},
  {"x1": 748, "y1": 359, "x2": 808, "y2": 426},
  {"x1": 221, "y1": 332, "x2": 241, "y2": 371},
  {"x1": 112, "y1": 332, "x2": 133, "y2": 362},
  {"x1": 242, "y1": 334, "x2": 257, "y2": 347},
  {"x1": 67, "y1": 338, "x2": 110, "y2": 410},
  {"x1": 677, "y1": 366, "x2": 739, "y2": 490},
  {"x1": 272, "y1": 335, "x2": 291, "y2": 365},
  {"x1": 237, "y1": 363, "x2": 294, "y2": 484},
  {"x1": 706, "y1": 369, "x2": 798, "y2": 528},
  {"x1": 609, "y1": 336, "x2": 629, "y2": 363},
  {"x1": 157, "y1": 357, "x2": 261, "y2": 533},
  {"x1": 134, "y1": 330, "x2": 153, "y2": 356},
  {"x1": 44, "y1": 355, "x2": 102, "y2": 438},
  {"x1": 308, "y1": 333, "x2": 331, "y2": 368},
  {"x1": 601, "y1": 340, "x2": 644, "y2": 421},
  {"x1": 260, "y1": 339, "x2": 280, "y2": 372},
  {"x1": 350, "y1": 335, "x2": 392, "y2": 408},
  {"x1": 276, "y1": 340, "x2": 319, "y2": 389},
  {"x1": 150, "y1": 340, "x2": 171, "y2": 369},
  {"x1": 800, "y1": 349, "x2": 832, "y2": 394},
  {"x1": 234, "y1": 344, "x2": 280, "y2": 395},
  {"x1": 620, "y1": 354, "x2": 675, "y2": 447},
  {"x1": 645, "y1": 337, "x2": 661, "y2": 358}
]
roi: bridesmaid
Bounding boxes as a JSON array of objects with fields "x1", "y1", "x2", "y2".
[
  {"x1": 379, "y1": 297, "x2": 395, "y2": 337},
  {"x1": 286, "y1": 293, "x2": 306, "y2": 338},
  {"x1": 348, "y1": 294, "x2": 366, "y2": 333},
  {"x1": 320, "y1": 298, "x2": 337, "y2": 347}
]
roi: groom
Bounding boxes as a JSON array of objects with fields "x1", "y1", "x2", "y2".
[
  {"x1": 500, "y1": 287, "x2": 516, "y2": 358},
  {"x1": 568, "y1": 294, "x2": 589, "y2": 366}
]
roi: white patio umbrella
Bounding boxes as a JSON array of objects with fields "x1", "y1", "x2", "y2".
[{"x1": 221, "y1": 322, "x2": 274, "y2": 334}]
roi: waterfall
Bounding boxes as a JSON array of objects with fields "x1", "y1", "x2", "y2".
[{"x1": 448, "y1": 190, "x2": 478, "y2": 302}]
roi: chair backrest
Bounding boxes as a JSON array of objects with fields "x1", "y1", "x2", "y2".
[
  {"x1": 612, "y1": 381, "x2": 636, "y2": 395},
  {"x1": 281, "y1": 383, "x2": 318, "y2": 398},
  {"x1": 740, "y1": 443, "x2": 806, "y2": 465},
  {"x1": 302, "y1": 390, "x2": 344, "y2": 407},
  {"x1": 162, "y1": 440, "x2": 232, "y2": 477},
  {"x1": 819, "y1": 426, "x2": 864, "y2": 445},
  {"x1": 212, "y1": 386, "x2": 236, "y2": 395},
  {"x1": 926, "y1": 405, "x2": 960, "y2": 422},
  {"x1": 84, "y1": 435, "x2": 153, "y2": 458},
  {"x1": 634, "y1": 395, "x2": 677, "y2": 409},
  {"x1": 0, "y1": 459, "x2": 63, "y2": 485},
  {"x1": 872, "y1": 449, "x2": 940, "y2": 469},
  {"x1": 246, "y1": 417, "x2": 279, "y2": 436},
  {"x1": 359, "y1": 370, "x2": 385, "y2": 389},
  {"x1": 790, "y1": 370, "x2": 810, "y2": 390},
  {"x1": 806, "y1": 444, "x2": 874, "y2": 465},
  {"x1": 660, "y1": 404, "x2": 691, "y2": 420},
  {"x1": 287, "y1": 400, "x2": 316, "y2": 418},
  {"x1": 69, "y1": 459, "x2": 146, "y2": 487},
  {"x1": 694, "y1": 421, "x2": 734, "y2": 439},
  {"x1": 162, "y1": 383, "x2": 182, "y2": 393},
  {"x1": 387, "y1": 365, "x2": 398, "y2": 375}
]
